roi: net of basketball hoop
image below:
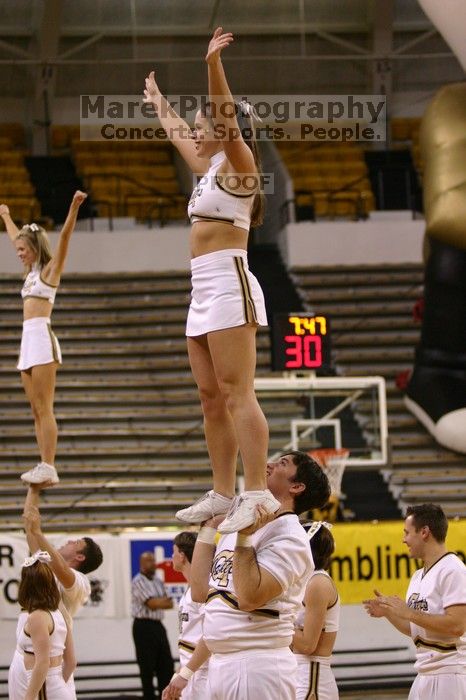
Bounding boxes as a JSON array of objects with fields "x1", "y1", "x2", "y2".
[{"x1": 309, "y1": 448, "x2": 350, "y2": 498}]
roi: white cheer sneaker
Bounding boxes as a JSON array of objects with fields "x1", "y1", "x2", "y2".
[
  {"x1": 217, "y1": 489, "x2": 281, "y2": 534},
  {"x1": 175, "y1": 490, "x2": 233, "y2": 523},
  {"x1": 21, "y1": 462, "x2": 59, "y2": 485}
]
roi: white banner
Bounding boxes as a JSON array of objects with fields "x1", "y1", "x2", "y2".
[
  {"x1": 0, "y1": 531, "x2": 188, "y2": 620},
  {"x1": 0, "y1": 535, "x2": 30, "y2": 618}
]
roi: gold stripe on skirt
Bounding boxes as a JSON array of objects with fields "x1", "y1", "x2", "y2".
[{"x1": 234, "y1": 256, "x2": 258, "y2": 324}]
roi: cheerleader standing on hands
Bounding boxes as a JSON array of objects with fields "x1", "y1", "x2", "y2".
[
  {"x1": 0, "y1": 191, "x2": 87, "y2": 485},
  {"x1": 143, "y1": 28, "x2": 279, "y2": 533}
]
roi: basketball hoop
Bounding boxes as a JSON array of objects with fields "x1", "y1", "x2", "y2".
[{"x1": 309, "y1": 448, "x2": 349, "y2": 498}]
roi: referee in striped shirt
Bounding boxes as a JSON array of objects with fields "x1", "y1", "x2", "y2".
[{"x1": 131, "y1": 551, "x2": 175, "y2": 699}]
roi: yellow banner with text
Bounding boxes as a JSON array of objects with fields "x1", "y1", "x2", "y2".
[{"x1": 327, "y1": 520, "x2": 465, "y2": 604}]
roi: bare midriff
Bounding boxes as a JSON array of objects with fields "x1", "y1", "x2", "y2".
[
  {"x1": 23, "y1": 653, "x2": 64, "y2": 670},
  {"x1": 190, "y1": 221, "x2": 249, "y2": 258},
  {"x1": 23, "y1": 298, "x2": 53, "y2": 321}
]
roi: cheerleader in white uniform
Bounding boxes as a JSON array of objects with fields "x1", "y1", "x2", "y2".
[
  {"x1": 364, "y1": 504, "x2": 466, "y2": 700},
  {"x1": 293, "y1": 522, "x2": 340, "y2": 700},
  {"x1": 165, "y1": 532, "x2": 211, "y2": 700},
  {"x1": 144, "y1": 28, "x2": 279, "y2": 534},
  {"x1": 8, "y1": 550, "x2": 76, "y2": 700},
  {"x1": 0, "y1": 191, "x2": 87, "y2": 485}
]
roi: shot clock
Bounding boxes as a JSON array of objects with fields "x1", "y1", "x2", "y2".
[{"x1": 271, "y1": 313, "x2": 331, "y2": 372}]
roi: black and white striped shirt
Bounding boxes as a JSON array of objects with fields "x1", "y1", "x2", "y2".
[{"x1": 131, "y1": 572, "x2": 168, "y2": 621}]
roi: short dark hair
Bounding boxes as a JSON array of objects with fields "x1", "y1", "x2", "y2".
[
  {"x1": 77, "y1": 537, "x2": 103, "y2": 574},
  {"x1": 304, "y1": 523, "x2": 335, "y2": 570},
  {"x1": 286, "y1": 451, "x2": 331, "y2": 515},
  {"x1": 174, "y1": 531, "x2": 197, "y2": 563},
  {"x1": 18, "y1": 561, "x2": 60, "y2": 612},
  {"x1": 406, "y1": 503, "x2": 448, "y2": 543}
]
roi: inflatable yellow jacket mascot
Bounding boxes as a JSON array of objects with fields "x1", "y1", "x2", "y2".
[{"x1": 405, "y1": 0, "x2": 466, "y2": 454}]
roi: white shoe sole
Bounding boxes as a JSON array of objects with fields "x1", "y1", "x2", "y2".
[
  {"x1": 175, "y1": 500, "x2": 232, "y2": 524},
  {"x1": 21, "y1": 472, "x2": 59, "y2": 485},
  {"x1": 218, "y1": 497, "x2": 280, "y2": 534}
]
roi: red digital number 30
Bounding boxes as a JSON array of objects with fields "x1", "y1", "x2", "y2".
[{"x1": 284, "y1": 335, "x2": 322, "y2": 368}]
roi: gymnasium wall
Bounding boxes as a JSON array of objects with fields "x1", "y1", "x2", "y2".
[
  {"x1": 0, "y1": 223, "x2": 191, "y2": 273},
  {"x1": 0, "y1": 216, "x2": 424, "y2": 275},
  {"x1": 281, "y1": 216, "x2": 425, "y2": 267}
]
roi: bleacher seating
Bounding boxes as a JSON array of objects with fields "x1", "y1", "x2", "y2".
[
  {"x1": 0, "y1": 123, "x2": 27, "y2": 149},
  {"x1": 70, "y1": 138, "x2": 187, "y2": 221},
  {"x1": 51, "y1": 125, "x2": 81, "y2": 153},
  {"x1": 278, "y1": 142, "x2": 375, "y2": 219},
  {"x1": 0, "y1": 127, "x2": 41, "y2": 223},
  {"x1": 391, "y1": 117, "x2": 421, "y2": 144},
  {"x1": 0, "y1": 272, "x2": 307, "y2": 532}
]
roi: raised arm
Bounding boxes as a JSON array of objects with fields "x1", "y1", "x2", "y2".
[
  {"x1": 23, "y1": 486, "x2": 76, "y2": 589},
  {"x1": 42, "y1": 190, "x2": 87, "y2": 285},
  {"x1": 0, "y1": 203, "x2": 21, "y2": 244},
  {"x1": 190, "y1": 516, "x2": 225, "y2": 603},
  {"x1": 143, "y1": 70, "x2": 209, "y2": 174},
  {"x1": 190, "y1": 535, "x2": 216, "y2": 604},
  {"x1": 23, "y1": 486, "x2": 45, "y2": 554},
  {"x1": 24, "y1": 611, "x2": 51, "y2": 700},
  {"x1": 206, "y1": 27, "x2": 256, "y2": 174}
]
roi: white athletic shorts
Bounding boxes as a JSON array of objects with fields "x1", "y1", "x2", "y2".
[
  {"x1": 295, "y1": 654, "x2": 339, "y2": 700},
  {"x1": 409, "y1": 671, "x2": 466, "y2": 699},
  {"x1": 186, "y1": 249, "x2": 268, "y2": 337},
  {"x1": 17, "y1": 317, "x2": 62, "y2": 371},
  {"x1": 182, "y1": 666, "x2": 210, "y2": 699},
  {"x1": 207, "y1": 647, "x2": 297, "y2": 700},
  {"x1": 8, "y1": 650, "x2": 76, "y2": 700}
]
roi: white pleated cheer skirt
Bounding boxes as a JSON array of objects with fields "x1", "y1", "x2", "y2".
[
  {"x1": 186, "y1": 249, "x2": 268, "y2": 337},
  {"x1": 295, "y1": 654, "x2": 339, "y2": 700},
  {"x1": 17, "y1": 317, "x2": 62, "y2": 371},
  {"x1": 8, "y1": 650, "x2": 76, "y2": 700}
]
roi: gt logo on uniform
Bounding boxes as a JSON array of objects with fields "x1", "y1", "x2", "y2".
[
  {"x1": 211, "y1": 549, "x2": 233, "y2": 588},
  {"x1": 407, "y1": 592, "x2": 428, "y2": 611}
]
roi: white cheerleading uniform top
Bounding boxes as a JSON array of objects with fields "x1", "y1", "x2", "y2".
[
  {"x1": 203, "y1": 512, "x2": 314, "y2": 654},
  {"x1": 406, "y1": 552, "x2": 466, "y2": 674},
  {"x1": 295, "y1": 569, "x2": 340, "y2": 634},
  {"x1": 21, "y1": 264, "x2": 57, "y2": 304},
  {"x1": 58, "y1": 569, "x2": 91, "y2": 627},
  {"x1": 16, "y1": 608, "x2": 67, "y2": 657},
  {"x1": 188, "y1": 151, "x2": 255, "y2": 231},
  {"x1": 178, "y1": 587, "x2": 209, "y2": 671}
]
